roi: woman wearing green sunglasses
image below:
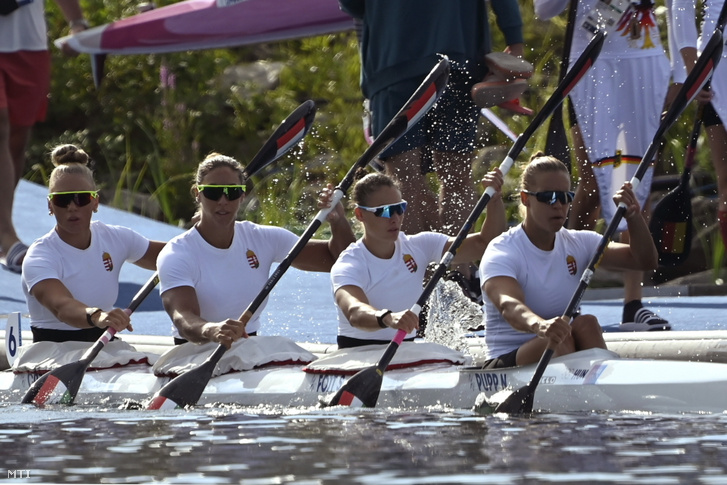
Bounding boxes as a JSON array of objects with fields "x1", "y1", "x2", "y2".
[
  {"x1": 157, "y1": 153, "x2": 355, "y2": 348},
  {"x1": 21, "y1": 144, "x2": 165, "y2": 342},
  {"x1": 479, "y1": 153, "x2": 659, "y2": 369},
  {"x1": 331, "y1": 169, "x2": 506, "y2": 349}
]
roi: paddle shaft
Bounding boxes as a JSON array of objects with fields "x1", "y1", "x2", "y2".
[
  {"x1": 377, "y1": 31, "x2": 607, "y2": 374},
  {"x1": 507, "y1": 30, "x2": 724, "y2": 414},
  {"x1": 544, "y1": 0, "x2": 578, "y2": 172}
]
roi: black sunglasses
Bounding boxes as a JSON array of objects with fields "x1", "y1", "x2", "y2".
[
  {"x1": 197, "y1": 185, "x2": 246, "y2": 201},
  {"x1": 48, "y1": 191, "x2": 99, "y2": 208},
  {"x1": 522, "y1": 190, "x2": 575, "y2": 205}
]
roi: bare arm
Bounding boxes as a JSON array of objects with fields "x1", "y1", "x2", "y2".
[
  {"x1": 334, "y1": 285, "x2": 419, "y2": 334},
  {"x1": 161, "y1": 286, "x2": 247, "y2": 348},
  {"x1": 484, "y1": 275, "x2": 570, "y2": 344},
  {"x1": 30, "y1": 279, "x2": 132, "y2": 332},
  {"x1": 292, "y1": 183, "x2": 356, "y2": 272},
  {"x1": 600, "y1": 183, "x2": 658, "y2": 271},
  {"x1": 450, "y1": 169, "x2": 507, "y2": 265},
  {"x1": 133, "y1": 240, "x2": 166, "y2": 271}
]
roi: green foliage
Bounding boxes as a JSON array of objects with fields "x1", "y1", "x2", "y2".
[{"x1": 28, "y1": 0, "x2": 724, "y2": 277}]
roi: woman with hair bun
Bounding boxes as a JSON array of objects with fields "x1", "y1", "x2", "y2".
[
  {"x1": 21, "y1": 144, "x2": 165, "y2": 342},
  {"x1": 479, "y1": 153, "x2": 658, "y2": 369}
]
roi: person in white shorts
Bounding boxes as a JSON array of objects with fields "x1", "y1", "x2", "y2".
[
  {"x1": 480, "y1": 154, "x2": 659, "y2": 369},
  {"x1": 157, "y1": 153, "x2": 355, "y2": 348},
  {"x1": 22, "y1": 144, "x2": 164, "y2": 342},
  {"x1": 534, "y1": 0, "x2": 672, "y2": 328},
  {"x1": 331, "y1": 170, "x2": 506, "y2": 348},
  {"x1": 672, "y1": 0, "x2": 727, "y2": 250}
]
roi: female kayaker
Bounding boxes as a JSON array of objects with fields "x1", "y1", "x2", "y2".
[
  {"x1": 480, "y1": 153, "x2": 658, "y2": 369},
  {"x1": 331, "y1": 169, "x2": 506, "y2": 348},
  {"x1": 157, "y1": 152, "x2": 355, "y2": 348},
  {"x1": 22, "y1": 144, "x2": 164, "y2": 342}
]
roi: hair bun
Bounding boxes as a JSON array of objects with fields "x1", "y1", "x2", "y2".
[{"x1": 50, "y1": 144, "x2": 91, "y2": 167}]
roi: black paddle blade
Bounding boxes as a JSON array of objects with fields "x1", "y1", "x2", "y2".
[
  {"x1": 544, "y1": 107, "x2": 571, "y2": 172},
  {"x1": 146, "y1": 359, "x2": 217, "y2": 410},
  {"x1": 243, "y1": 99, "x2": 316, "y2": 178},
  {"x1": 650, "y1": 174, "x2": 693, "y2": 266},
  {"x1": 21, "y1": 360, "x2": 88, "y2": 406},
  {"x1": 489, "y1": 385, "x2": 535, "y2": 414},
  {"x1": 324, "y1": 366, "x2": 382, "y2": 408}
]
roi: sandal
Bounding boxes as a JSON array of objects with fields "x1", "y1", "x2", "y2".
[{"x1": 1, "y1": 241, "x2": 28, "y2": 274}]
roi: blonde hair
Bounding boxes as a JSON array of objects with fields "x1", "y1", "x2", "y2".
[
  {"x1": 520, "y1": 152, "x2": 569, "y2": 191},
  {"x1": 351, "y1": 170, "x2": 400, "y2": 207},
  {"x1": 48, "y1": 144, "x2": 95, "y2": 190}
]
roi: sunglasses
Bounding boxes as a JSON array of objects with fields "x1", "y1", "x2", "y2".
[
  {"x1": 48, "y1": 191, "x2": 99, "y2": 208},
  {"x1": 522, "y1": 190, "x2": 575, "y2": 205},
  {"x1": 356, "y1": 200, "x2": 408, "y2": 218},
  {"x1": 197, "y1": 184, "x2": 246, "y2": 201}
]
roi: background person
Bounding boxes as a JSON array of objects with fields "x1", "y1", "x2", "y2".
[
  {"x1": 21, "y1": 144, "x2": 164, "y2": 343},
  {"x1": 0, "y1": 0, "x2": 89, "y2": 273}
]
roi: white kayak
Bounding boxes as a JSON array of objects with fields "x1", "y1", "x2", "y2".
[{"x1": 3, "y1": 341, "x2": 727, "y2": 414}]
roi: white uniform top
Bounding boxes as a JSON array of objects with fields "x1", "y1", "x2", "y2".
[
  {"x1": 0, "y1": 1, "x2": 48, "y2": 52},
  {"x1": 672, "y1": 0, "x2": 727, "y2": 124},
  {"x1": 479, "y1": 225, "x2": 603, "y2": 360},
  {"x1": 331, "y1": 231, "x2": 449, "y2": 341},
  {"x1": 157, "y1": 221, "x2": 299, "y2": 338},
  {"x1": 534, "y1": 0, "x2": 670, "y2": 231},
  {"x1": 22, "y1": 221, "x2": 150, "y2": 331}
]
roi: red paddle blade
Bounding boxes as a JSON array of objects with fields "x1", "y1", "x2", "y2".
[
  {"x1": 649, "y1": 181, "x2": 693, "y2": 266},
  {"x1": 21, "y1": 362, "x2": 86, "y2": 406},
  {"x1": 146, "y1": 359, "x2": 217, "y2": 410},
  {"x1": 324, "y1": 366, "x2": 382, "y2": 408}
]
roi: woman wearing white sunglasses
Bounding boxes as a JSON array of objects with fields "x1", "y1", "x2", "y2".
[
  {"x1": 21, "y1": 144, "x2": 164, "y2": 342},
  {"x1": 479, "y1": 153, "x2": 658, "y2": 369},
  {"x1": 331, "y1": 169, "x2": 506, "y2": 348}
]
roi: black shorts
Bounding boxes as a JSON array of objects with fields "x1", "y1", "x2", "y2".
[
  {"x1": 480, "y1": 347, "x2": 518, "y2": 369},
  {"x1": 337, "y1": 335, "x2": 416, "y2": 349},
  {"x1": 31, "y1": 326, "x2": 108, "y2": 343}
]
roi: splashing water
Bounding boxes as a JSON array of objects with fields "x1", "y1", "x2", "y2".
[{"x1": 424, "y1": 279, "x2": 483, "y2": 354}]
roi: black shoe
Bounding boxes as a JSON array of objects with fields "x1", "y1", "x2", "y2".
[{"x1": 621, "y1": 300, "x2": 671, "y2": 331}]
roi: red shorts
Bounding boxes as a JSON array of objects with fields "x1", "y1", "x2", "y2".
[{"x1": 0, "y1": 50, "x2": 51, "y2": 126}]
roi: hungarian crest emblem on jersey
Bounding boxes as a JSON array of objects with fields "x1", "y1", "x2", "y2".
[
  {"x1": 246, "y1": 249, "x2": 259, "y2": 269},
  {"x1": 102, "y1": 252, "x2": 113, "y2": 272},
  {"x1": 403, "y1": 254, "x2": 417, "y2": 273},
  {"x1": 566, "y1": 255, "x2": 577, "y2": 275}
]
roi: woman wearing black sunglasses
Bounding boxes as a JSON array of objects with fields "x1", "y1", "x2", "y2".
[
  {"x1": 479, "y1": 153, "x2": 659, "y2": 369},
  {"x1": 21, "y1": 144, "x2": 165, "y2": 342},
  {"x1": 157, "y1": 153, "x2": 355, "y2": 348},
  {"x1": 331, "y1": 170, "x2": 506, "y2": 349}
]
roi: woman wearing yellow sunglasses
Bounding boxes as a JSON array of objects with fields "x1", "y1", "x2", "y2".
[
  {"x1": 157, "y1": 153, "x2": 355, "y2": 348},
  {"x1": 21, "y1": 144, "x2": 165, "y2": 342}
]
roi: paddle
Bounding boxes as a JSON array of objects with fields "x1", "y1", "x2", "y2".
[
  {"x1": 648, "y1": 0, "x2": 727, "y2": 267},
  {"x1": 21, "y1": 100, "x2": 316, "y2": 407},
  {"x1": 145, "y1": 59, "x2": 451, "y2": 410},
  {"x1": 544, "y1": 0, "x2": 578, "y2": 173},
  {"x1": 488, "y1": 29, "x2": 724, "y2": 415},
  {"x1": 649, "y1": 107, "x2": 702, "y2": 266},
  {"x1": 21, "y1": 273, "x2": 160, "y2": 406},
  {"x1": 324, "y1": 30, "x2": 606, "y2": 409}
]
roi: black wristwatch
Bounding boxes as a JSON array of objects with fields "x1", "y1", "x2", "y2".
[
  {"x1": 86, "y1": 307, "x2": 102, "y2": 328},
  {"x1": 375, "y1": 309, "x2": 392, "y2": 328}
]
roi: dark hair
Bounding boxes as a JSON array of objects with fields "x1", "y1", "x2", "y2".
[
  {"x1": 521, "y1": 151, "x2": 569, "y2": 191},
  {"x1": 194, "y1": 152, "x2": 245, "y2": 186},
  {"x1": 351, "y1": 170, "x2": 400, "y2": 206},
  {"x1": 48, "y1": 144, "x2": 95, "y2": 190}
]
